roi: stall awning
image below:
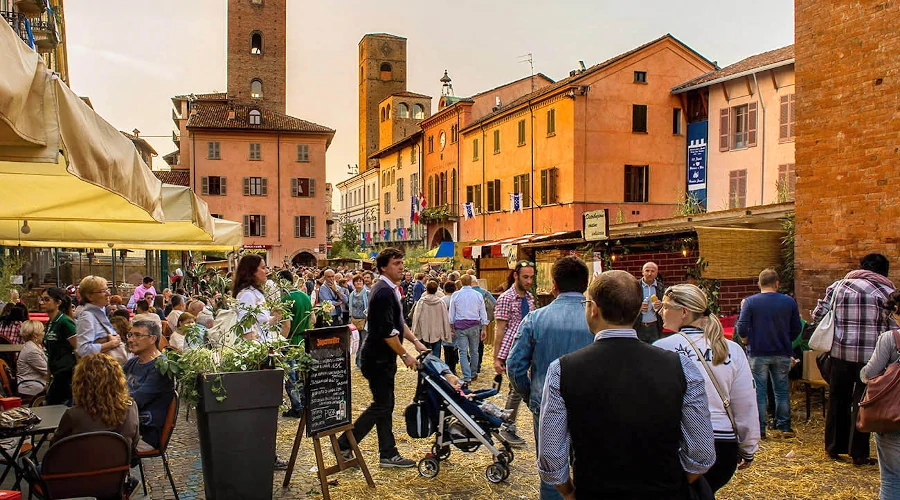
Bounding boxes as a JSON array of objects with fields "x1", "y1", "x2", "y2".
[
  {"x1": 463, "y1": 231, "x2": 581, "y2": 259},
  {"x1": 435, "y1": 241, "x2": 455, "y2": 258}
]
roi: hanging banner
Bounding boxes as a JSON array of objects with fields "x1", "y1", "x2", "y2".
[{"x1": 687, "y1": 120, "x2": 708, "y2": 208}]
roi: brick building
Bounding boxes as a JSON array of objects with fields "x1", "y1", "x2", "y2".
[
  {"x1": 163, "y1": 0, "x2": 335, "y2": 266},
  {"x1": 794, "y1": 2, "x2": 900, "y2": 315},
  {"x1": 358, "y1": 34, "x2": 408, "y2": 172}
]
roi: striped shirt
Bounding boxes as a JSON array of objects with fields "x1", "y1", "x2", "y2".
[
  {"x1": 495, "y1": 286, "x2": 535, "y2": 360},
  {"x1": 538, "y1": 328, "x2": 716, "y2": 486}
]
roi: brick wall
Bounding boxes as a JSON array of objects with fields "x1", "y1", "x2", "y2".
[
  {"x1": 227, "y1": 0, "x2": 287, "y2": 113},
  {"x1": 794, "y1": 1, "x2": 900, "y2": 316}
]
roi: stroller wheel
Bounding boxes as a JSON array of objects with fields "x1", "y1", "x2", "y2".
[
  {"x1": 418, "y1": 457, "x2": 440, "y2": 478},
  {"x1": 485, "y1": 462, "x2": 509, "y2": 483},
  {"x1": 432, "y1": 444, "x2": 451, "y2": 461},
  {"x1": 501, "y1": 448, "x2": 514, "y2": 465}
]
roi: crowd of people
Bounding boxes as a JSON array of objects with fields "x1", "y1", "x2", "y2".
[{"x1": 0, "y1": 247, "x2": 897, "y2": 499}]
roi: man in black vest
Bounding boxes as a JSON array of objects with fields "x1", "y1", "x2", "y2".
[
  {"x1": 337, "y1": 248, "x2": 428, "y2": 468},
  {"x1": 538, "y1": 270, "x2": 715, "y2": 499}
]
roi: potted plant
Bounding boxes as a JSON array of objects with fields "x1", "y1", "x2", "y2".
[{"x1": 156, "y1": 280, "x2": 327, "y2": 500}]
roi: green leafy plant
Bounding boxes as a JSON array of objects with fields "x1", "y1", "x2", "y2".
[
  {"x1": 0, "y1": 253, "x2": 27, "y2": 302},
  {"x1": 779, "y1": 214, "x2": 795, "y2": 294},
  {"x1": 673, "y1": 190, "x2": 705, "y2": 216},
  {"x1": 421, "y1": 206, "x2": 451, "y2": 224}
]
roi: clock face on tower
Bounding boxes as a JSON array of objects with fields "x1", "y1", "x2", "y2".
[{"x1": 439, "y1": 131, "x2": 446, "y2": 150}]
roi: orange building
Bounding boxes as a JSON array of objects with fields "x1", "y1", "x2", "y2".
[
  {"x1": 163, "y1": 0, "x2": 335, "y2": 266},
  {"x1": 456, "y1": 35, "x2": 715, "y2": 242}
]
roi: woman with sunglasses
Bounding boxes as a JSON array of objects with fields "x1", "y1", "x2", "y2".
[
  {"x1": 654, "y1": 284, "x2": 760, "y2": 495},
  {"x1": 74, "y1": 275, "x2": 124, "y2": 359},
  {"x1": 41, "y1": 287, "x2": 77, "y2": 405}
]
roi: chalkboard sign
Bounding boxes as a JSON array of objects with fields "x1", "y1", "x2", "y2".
[{"x1": 303, "y1": 325, "x2": 352, "y2": 437}]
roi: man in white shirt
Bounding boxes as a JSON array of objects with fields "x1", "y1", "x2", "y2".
[
  {"x1": 448, "y1": 274, "x2": 489, "y2": 385},
  {"x1": 166, "y1": 294, "x2": 185, "y2": 329}
]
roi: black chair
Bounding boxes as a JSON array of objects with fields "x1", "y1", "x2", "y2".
[
  {"x1": 23, "y1": 431, "x2": 131, "y2": 500},
  {"x1": 137, "y1": 392, "x2": 180, "y2": 499}
]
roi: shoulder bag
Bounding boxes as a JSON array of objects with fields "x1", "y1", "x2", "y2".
[
  {"x1": 857, "y1": 330, "x2": 900, "y2": 433},
  {"x1": 679, "y1": 332, "x2": 739, "y2": 438},
  {"x1": 809, "y1": 280, "x2": 844, "y2": 352}
]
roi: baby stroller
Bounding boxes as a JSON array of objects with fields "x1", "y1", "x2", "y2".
[{"x1": 405, "y1": 353, "x2": 515, "y2": 483}]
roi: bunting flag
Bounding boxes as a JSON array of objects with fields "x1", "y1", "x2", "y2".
[
  {"x1": 463, "y1": 202, "x2": 475, "y2": 220},
  {"x1": 365, "y1": 231, "x2": 371, "y2": 243},
  {"x1": 399, "y1": 227, "x2": 407, "y2": 239},
  {"x1": 510, "y1": 193, "x2": 522, "y2": 212},
  {"x1": 420, "y1": 193, "x2": 428, "y2": 210},
  {"x1": 381, "y1": 229, "x2": 389, "y2": 241},
  {"x1": 411, "y1": 195, "x2": 418, "y2": 224}
]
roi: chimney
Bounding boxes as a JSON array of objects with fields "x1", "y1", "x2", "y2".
[
  {"x1": 495, "y1": 96, "x2": 501, "y2": 108},
  {"x1": 132, "y1": 128, "x2": 140, "y2": 138},
  {"x1": 578, "y1": 60, "x2": 586, "y2": 72},
  {"x1": 227, "y1": 108, "x2": 236, "y2": 120}
]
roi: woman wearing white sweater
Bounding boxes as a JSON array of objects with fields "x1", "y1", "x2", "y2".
[{"x1": 654, "y1": 284, "x2": 760, "y2": 495}]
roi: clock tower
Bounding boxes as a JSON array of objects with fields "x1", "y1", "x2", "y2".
[{"x1": 358, "y1": 34, "x2": 407, "y2": 172}]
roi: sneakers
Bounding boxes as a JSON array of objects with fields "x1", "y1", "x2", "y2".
[
  {"x1": 780, "y1": 429, "x2": 796, "y2": 438},
  {"x1": 282, "y1": 409, "x2": 303, "y2": 418},
  {"x1": 499, "y1": 427, "x2": 526, "y2": 447},
  {"x1": 340, "y1": 449, "x2": 353, "y2": 461},
  {"x1": 274, "y1": 456, "x2": 290, "y2": 470},
  {"x1": 379, "y1": 454, "x2": 415, "y2": 468}
]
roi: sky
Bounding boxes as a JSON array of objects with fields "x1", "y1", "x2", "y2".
[{"x1": 64, "y1": 0, "x2": 794, "y2": 197}]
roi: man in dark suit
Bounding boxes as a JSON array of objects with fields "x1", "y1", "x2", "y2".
[{"x1": 337, "y1": 248, "x2": 428, "y2": 468}]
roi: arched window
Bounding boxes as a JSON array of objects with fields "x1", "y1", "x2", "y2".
[
  {"x1": 451, "y1": 169, "x2": 458, "y2": 206},
  {"x1": 398, "y1": 103, "x2": 409, "y2": 119},
  {"x1": 390, "y1": 170, "x2": 395, "y2": 185},
  {"x1": 380, "y1": 107, "x2": 385, "y2": 122},
  {"x1": 386, "y1": 104, "x2": 391, "y2": 120},
  {"x1": 413, "y1": 104, "x2": 425, "y2": 119},
  {"x1": 380, "y1": 62, "x2": 392, "y2": 81},
  {"x1": 428, "y1": 176, "x2": 434, "y2": 207},
  {"x1": 251, "y1": 79, "x2": 262, "y2": 99},
  {"x1": 250, "y1": 32, "x2": 262, "y2": 54},
  {"x1": 249, "y1": 109, "x2": 261, "y2": 125}
]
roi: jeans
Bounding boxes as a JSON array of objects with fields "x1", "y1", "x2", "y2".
[
  {"x1": 749, "y1": 356, "x2": 792, "y2": 432},
  {"x1": 455, "y1": 326, "x2": 481, "y2": 382},
  {"x1": 704, "y1": 440, "x2": 739, "y2": 493},
  {"x1": 532, "y1": 413, "x2": 564, "y2": 500},
  {"x1": 875, "y1": 430, "x2": 900, "y2": 499},
  {"x1": 422, "y1": 340, "x2": 442, "y2": 359},
  {"x1": 825, "y1": 358, "x2": 870, "y2": 459},
  {"x1": 505, "y1": 389, "x2": 522, "y2": 433},
  {"x1": 443, "y1": 342, "x2": 459, "y2": 374},
  {"x1": 634, "y1": 322, "x2": 660, "y2": 344},
  {"x1": 285, "y1": 360, "x2": 304, "y2": 412},
  {"x1": 355, "y1": 329, "x2": 368, "y2": 368},
  {"x1": 338, "y1": 364, "x2": 398, "y2": 459}
]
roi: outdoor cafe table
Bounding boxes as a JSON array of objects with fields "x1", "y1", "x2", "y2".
[{"x1": 0, "y1": 405, "x2": 68, "y2": 490}]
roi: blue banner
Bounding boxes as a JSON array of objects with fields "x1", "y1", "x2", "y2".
[{"x1": 687, "y1": 121, "x2": 708, "y2": 208}]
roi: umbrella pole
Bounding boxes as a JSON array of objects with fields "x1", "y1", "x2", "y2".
[
  {"x1": 54, "y1": 248, "x2": 60, "y2": 287},
  {"x1": 111, "y1": 252, "x2": 115, "y2": 294}
]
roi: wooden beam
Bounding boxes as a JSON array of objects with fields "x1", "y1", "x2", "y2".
[
  {"x1": 721, "y1": 82, "x2": 729, "y2": 102},
  {"x1": 770, "y1": 69, "x2": 778, "y2": 90},
  {"x1": 745, "y1": 76, "x2": 754, "y2": 96},
  {"x1": 700, "y1": 89, "x2": 709, "y2": 117},
  {"x1": 678, "y1": 93, "x2": 689, "y2": 117}
]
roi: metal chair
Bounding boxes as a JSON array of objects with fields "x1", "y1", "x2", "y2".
[{"x1": 136, "y1": 391, "x2": 180, "y2": 499}]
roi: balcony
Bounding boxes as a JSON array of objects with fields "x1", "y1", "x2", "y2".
[
  {"x1": 14, "y1": 0, "x2": 44, "y2": 16},
  {"x1": 172, "y1": 131, "x2": 180, "y2": 144},
  {"x1": 420, "y1": 204, "x2": 459, "y2": 224},
  {"x1": 30, "y1": 14, "x2": 58, "y2": 52},
  {"x1": 1, "y1": 11, "x2": 28, "y2": 43}
]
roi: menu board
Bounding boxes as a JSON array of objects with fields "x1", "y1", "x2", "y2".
[{"x1": 303, "y1": 325, "x2": 351, "y2": 437}]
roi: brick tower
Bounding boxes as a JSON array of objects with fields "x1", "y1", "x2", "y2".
[
  {"x1": 358, "y1": 34, "x2": 407, "y2": 171},
  {"x1": 227, "y1": 0, "x2": 286, "y2": 113}
]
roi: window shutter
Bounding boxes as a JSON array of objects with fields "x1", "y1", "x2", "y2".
[
  {"x1": 201, "y1": 176, "x2": 209, "y2": 195},
  {"x1": 261, "y1": 177, "x2": 268, "y2": 196},
  {"x1": 243, "y1": 215, "x2": 250, "y2": 237},
  {"x1": 493, "y1": 180, "x2": 501, "y2": 211},
  {"x1": 260, "y1": 215, "x2": 267, "y2": 237},
  {"x1": 789, "y1": 94, "x2": 796, "y2": 139},
  {"x1": 486, "y1": 181, "x2": 494, "y2": 211},
  {"x1": 243, "y1": 177, "x2": 250, "y2": 196},
  {"x1": 475, "y1": 185, "x2": 482, "y2": 212},
  {"x1": 220, "y1": 176, "x2": 226, "y2": 195},
  {"x1": 310, "y1": 179, "x2": 316, "y2": 196},
  {"x1": 550, "y1": 168, "x2": 558, "y2": 204},
  {"x1": 748, "y1": 102, "x2": 758, "y2": 147},
  {"x1": 523, "y1": 174, "x2": 530, "y2": 207},
  {"x1": 294, "y1": 216, "x2": 299, "y2": 238},
  {"x1": 466, "y1": 185, "x2": 473, "y2": 203},
  {"x1": 291, "y1": 178, "x2": 298, "y2": 197},
  {"x1": 719, "y1": 108, "x2": 730, "y2": 152},
  {"x1": 541, "y1": 169, "x2": 548, "y2": 205},
  {"x1": 311, "y1": 216, "x2": 316, "y2": 238},
  {"x1": 779, "y1": 95, "x2": 789, "y2": 139}
]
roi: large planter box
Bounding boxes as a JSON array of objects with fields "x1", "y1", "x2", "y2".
[{"x1": 196, "y1": 368, "x2": 284, "y2": 500}]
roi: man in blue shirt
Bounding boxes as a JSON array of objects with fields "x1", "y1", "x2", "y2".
[
  {"x1": 736, "y1": 268, "x2": 802, "y2": 438},
  {"x1": 317, "y1": 269, "x2": 346, "y2": 326},
  {"x1": 632, "y1": 262, "x2": 664, "y2": 343},
  {"x1": 125, "y1": 320, "x2": 175, "y2": 451},
  {"x1": 507, "y1": 256, "x2": 594, "y2": 500}
]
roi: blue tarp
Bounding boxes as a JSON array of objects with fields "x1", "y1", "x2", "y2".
[{"x1": 435, "y1": 241, "x2": 455, "y2": 258}]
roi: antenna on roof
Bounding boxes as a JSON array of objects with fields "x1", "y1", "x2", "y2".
[{"x1": 518, "y1": 53, "x2": 534, "y2": 92}]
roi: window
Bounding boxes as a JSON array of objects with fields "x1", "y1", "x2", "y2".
[
  {"x1": 413, "y1": 104, "x2": 425, "y2": 119},
  {"x1": 390, "y1": 170, "x2": 395, "y2": 186},
  {"x1": 384, "y1": 192, "x2": 391, "y2": 214},
  {"x1": 779, "y1": 94, "x2": 796, "y2": 141},
  {"x1": 398, "y1": 103, "x2": 409, "y2": 119},
  {"x1": 428, "y1": 176, "x2": 434, "y2": 205},
  {"x1": 720, "y1": 103, "x2": 758, "y2": 151},
  {"x1": 486, "y1": 179, "x2": 501, "y2": 212},
  {"x1": 440, "y1": 172, "x2": 447, "y2": 206},
  {"x1": 672, "y1": 108, "x2": 682, "y2": 135},
  {"x1": 380, "y1": 62, "x2": 392, "y2": 80},
  {"x1": 451, "y1": 124, "x2": 458, "y2": 143},
  {"x1": 547, "y1": 109, "x2": 556, "y2": 136},
  {"x1": 632, "y1": 104, "x2": 648, "y2": 133},
  {"x1": 250, "y1": 32, "x2": 262, "y2": 54},
  {"x1": 540, "y1": 167, "x2": 559, "y2": 205},
  {"x1": 291, "y1": 178, "x2": 315, "y2": 197},
  {"x1": 210, "y1": 213, "x2": 223, "y2": 219},
  {"x1": 493, "y1": 129, "x2": 500, "y2": 154},
  {"x1": 466, "y1": 184, "x2": 483, "y2": 213},
  {"x1": 513, "y1": 174, "x2": 531, "y2": 207},
  {"x1": 201, "y1": 176, "x2": 227, "y2": 196},
  {"x1": 243, "y1": 214, "x2": 266, "y2": 237},
  {"x1": 427, "y1": 135, "x2": 434, "y2": 154},
  {"x1": 249, "y1": 143, "x2": 261, "y2": 161},
  {"x1": 397, "y1": 150, "x2": 402, "y2": 169},
  {"x1": 624, "y1": 165, "x2": 649, "y2": 203},
  {"x1": 297, "y1": 144, "x2": 309, "y2": 162},
  {"x1": 207, "y1": 141, "x2": 220, "y2": 159},
  {"x1": 249, "y1": 109, "x2": 261, "y2": 125},
  {"x1": 294, "y1": 216, "x2": 316, "y2": 238},
  {"x1": 472, "y1": 138, "x2": 479, "y2": 160},
  {"x1": 634, "y1": 71, "x2": 647, "y2": 83},
  {"x1": 729, "y1": 169, "x2": 748, "y2": 208},
  {"x1": 411, "y1": 145, "x2": 417, "y2": 164},
  {"x1": 244, "y1": 176, "x2": 268, "y2": 196},
  {"x1": 396, "y1": 177, "x2": 404, "y2": 202},
  {"x1": 386, "y1": 104, "x2": 391, "y2": 119},
  {"x1": 451, "y1": 169, "x2": 458, "y2": 207},
  {"x1": 380, "y1": 107, "x2": 386, "y2": 122},
  {"x1": 410, "y1": 173, "x2": 418, "y2": 199},
  {"x1": 778, "y1": 164, "x2": 796, "y2": 200},
  {"x1": 251, "y1": 79, "x2": 262, "y2": 99},
  {"x1": 517, "y1": 119, "x2": 526, "y2": 146}
]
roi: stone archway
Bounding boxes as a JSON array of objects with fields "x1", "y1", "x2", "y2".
[
  {"x1": 291, "y1": 251, "x2": 317, "y2": 267},
  {"x1": 430, "y1": 228, "x2": 453, "y2": 248}
]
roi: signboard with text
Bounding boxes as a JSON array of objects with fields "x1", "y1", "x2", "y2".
[
  {"x1": 583, "y1": 209, "x2": 609, "y2": 241},
  {"x1": 687, "y1": 120, "x2": 708, "y2": 208}
]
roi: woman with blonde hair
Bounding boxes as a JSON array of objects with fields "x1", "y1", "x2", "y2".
[
  {"x1": 51, "y1": 353, "x2": 140, "y2": 456},
  {"x1": 653, "y1": 284, "x2": 760, "y2": 495},
  {"x1": 16, "y1": 320, "x2": 48, "y2": 397},
  {"x1": 74, "y1": 276, "x2": 124, "y2": 359}
]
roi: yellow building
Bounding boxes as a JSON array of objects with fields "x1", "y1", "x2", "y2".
[{"x1": 370, "y1": 131, "x2": 424, "y2": 244}]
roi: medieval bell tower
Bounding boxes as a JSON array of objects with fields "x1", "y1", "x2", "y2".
[
  {"x1": 358, "y1": 34, "x2": 407, "y2": 172},
  {"x1": 227, "y1": 0, "x2": 286, "y2": 113}
]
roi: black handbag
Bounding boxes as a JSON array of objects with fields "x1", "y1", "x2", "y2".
[
  {"x1": 816, "y1": 352, "x2": 833, "y2": 382},
  {"x1": 404, "y1": 401, "x2": 434, "y2": 439}
]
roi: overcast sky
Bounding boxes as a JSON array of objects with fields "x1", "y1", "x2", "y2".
[{"x1": 64, "y1": 0, "x2": 793, "y2": 190}]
